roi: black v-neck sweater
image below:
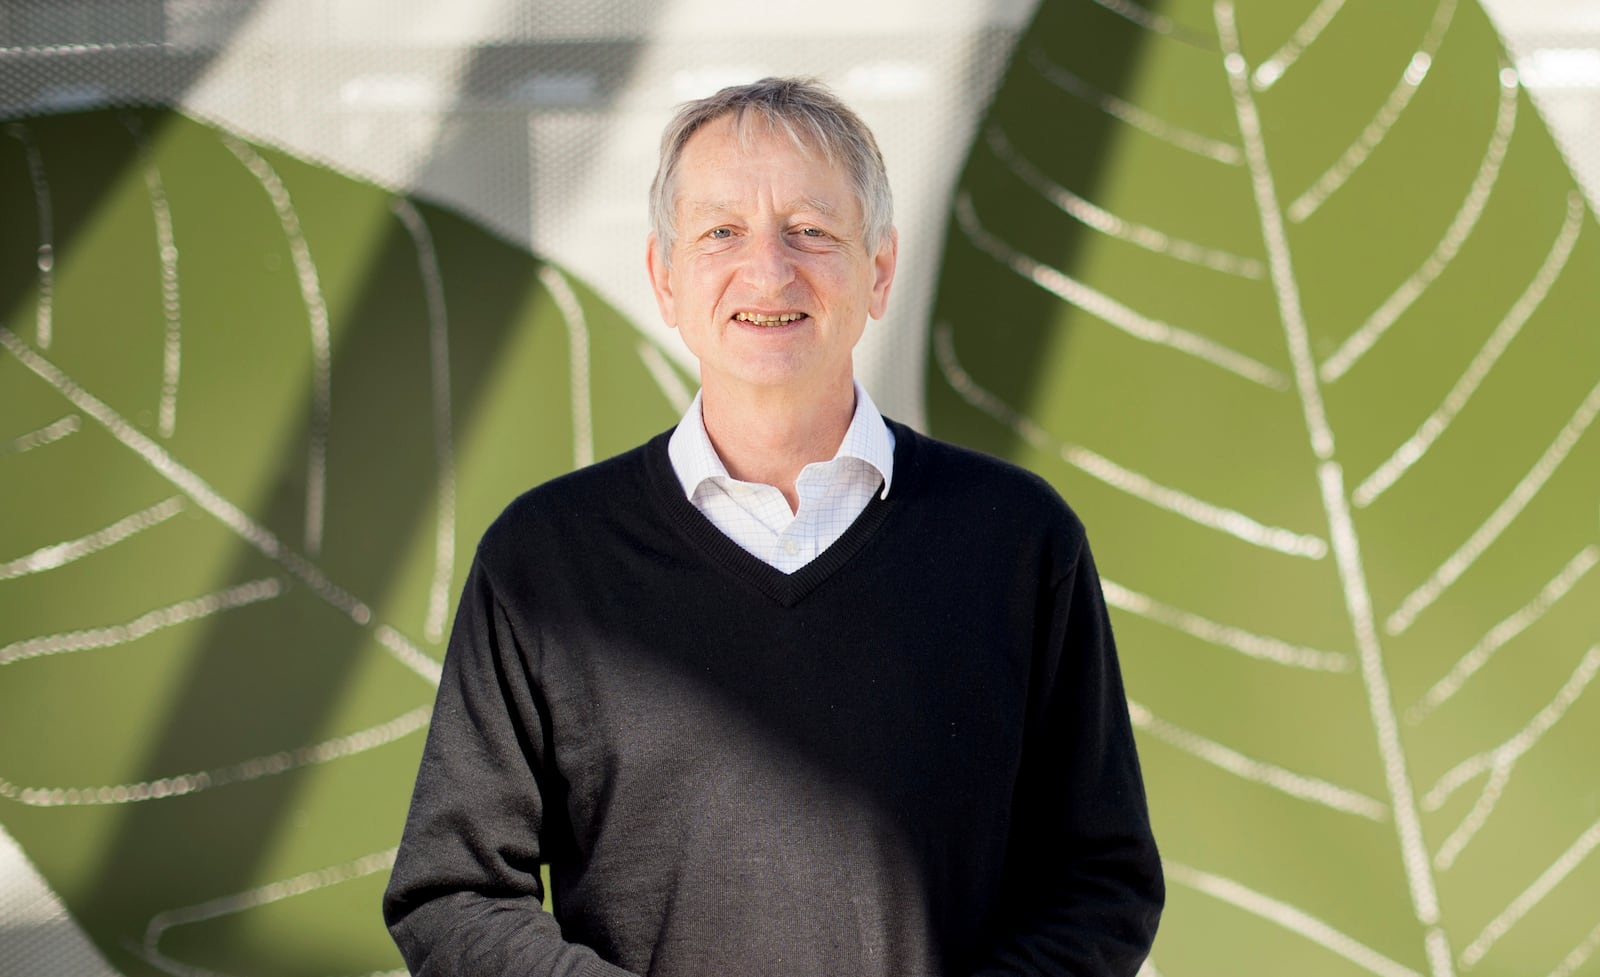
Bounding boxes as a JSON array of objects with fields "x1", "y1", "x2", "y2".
[{"x1": 384, "y1": 423, "x2": 1162, "y2": 977}]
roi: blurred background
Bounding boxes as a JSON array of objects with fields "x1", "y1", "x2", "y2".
[{"x1": 2, "y1": 2, "x2": 1598, "y2": 976}]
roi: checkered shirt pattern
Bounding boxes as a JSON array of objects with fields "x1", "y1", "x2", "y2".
[{"x1": 667, "y1": 382, "x2": 895, "y2": 574}]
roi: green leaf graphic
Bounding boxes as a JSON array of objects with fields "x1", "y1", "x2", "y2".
[
  {"x1": 0, "y1": 108, "x2": 685, "y2": 977},
  {"x1": 930, "y1": 1, "x2": 1600, "y2": 974}
]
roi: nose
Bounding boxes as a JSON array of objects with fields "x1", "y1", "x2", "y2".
[{"x1": 739, "y1": 229, "x2": 796, "y2": 292}]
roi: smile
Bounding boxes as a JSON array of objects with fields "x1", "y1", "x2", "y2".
[{"x1": 733, "y1": 312, "x2": 805, "y2": 325}]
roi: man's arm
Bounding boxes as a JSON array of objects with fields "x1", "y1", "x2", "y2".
[
  {"x1": 382, "y1": 558, "x2": 637, "y2": 977},
  {"x1": 970, "y1": 536, "x2": 1164, "y2": 977}
]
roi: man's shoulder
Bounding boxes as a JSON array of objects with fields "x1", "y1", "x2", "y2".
[
  {"x1": 887, "y1": 423, "x2": 1093, "y2": 585},
  {"x1": 890, "y1": 421, "x2": 1083, "y2": 530},
  {"x1": 475, "y1": 430, "x2": 670, "y2": 559}
]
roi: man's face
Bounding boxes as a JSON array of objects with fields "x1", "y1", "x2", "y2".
[{"x1": 647, "y1": 114, "x2": 896, "y2": 402}]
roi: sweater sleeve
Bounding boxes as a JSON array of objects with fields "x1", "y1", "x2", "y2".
[
  {"x1": 382, "y1": 557, "x2": 639, "y2": 977},
  {"x1": 969, "y1": 536, "x2": 1164, "y2": 977}
]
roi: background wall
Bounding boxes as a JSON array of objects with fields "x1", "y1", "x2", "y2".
[{"x1": 2, "y1": 2, "x2": 1598, "y2": 976}]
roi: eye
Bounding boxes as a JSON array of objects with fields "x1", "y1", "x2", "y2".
[
  {"x1": 708, "y1": 227, "x2": 733, "y2": 240},
  {"x1": 800, "y1": 227, "x2": 825, "y2": 237}
]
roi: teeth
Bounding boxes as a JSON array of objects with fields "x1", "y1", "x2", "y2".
[{"x1": 734, "y1": 312, "x2": 804, "y2": 324}]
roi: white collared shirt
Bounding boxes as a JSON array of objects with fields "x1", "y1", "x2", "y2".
[{"x1": 667, "y1": 381, "x2": 895, "y2": 574}]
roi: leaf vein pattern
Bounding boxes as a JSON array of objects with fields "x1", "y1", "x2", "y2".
[
  {"x1": 1547, "y1": 920, "x2": 1600, "y2": 977},
  {"x1": 0, "y1": 326, "x2": 443, "y2": 686},
  {"x1": 1410, "y1": 545, "x2": 1599, "y2": 724},
  {"x1": 1355, "y1": 192, "x2": 1585, "y2": 506},
  {"x1": 1217, "y1": 5, "x2": 1450, "y2": 972},
  {"x1": 1287, "y1": 0, "x2": 1459, "y2": 222},
  {"x1": 1128, "y1": 700, "x2": 1385, "y2": 819},
  {"x1": 1086, "y1": 0, "x2": 1215, "y2": 48},
  {"x1": 985, "y1": 125, "x2": 1265, "y2": 277},
  {"x1": 1461, "y1": 816, "x2": 1600, "y2": 969},
  {"x1": 126, "y1": 114, "x2": 184, "y2": 439},
  {"x1": 934, "y1": 323, "x2": 1324, "y2": 557},
  {"x1": 1432, "y1": 763, "x2": 1511, "y2": 876},
  {"x1": 538, "y1": 265, "x2": 594, "y2": 469},
  {"x1": 1029, "y1": 47, "x2": 1243, "y2": 165},
  {"x1": 140, "y1": 847, "x2": 401, "y2": 977},
  {"x1": 1424, "y1": 645, "x2": 1600, "y2": 871},
  {"x1": 0, "y1": 495, "x2": 186, "y2": 579},
  {"x1": 5, "y1": 123, "x2": 55, "y2": 348},
  {"x1": 374, "y1": 624, "x2": 435, "y2": 682},
  {"x1": 953, "y1": 194, "x2": 1289, "y2": 388},
  {"x1": 1251, "y1": 0, "x2": 1348, "y2": 91},
  {"x1": 0, "y1": 577, "x2": 280, "y2": 666},
  {"x1": 1166, "y1": 861, "x2": 1424, "y2": 977},
  {"x1": 2, "y1": 413, "x2": 80, "y2": 454},
  {"x1": 1103, "y1": 579, "x2": 1347, "y2": 670},
  {"x1": 391, "y1": 198, "x2": 457, "y2": 645},
  {"x1": 637, "y1": 341, "x2": 694, "y2": 414},
  {"x1": 1320, "y1": 63, "x2": 1520, "y2": 384},
  {"x1": 0, "y1": 706, "x2": 430, "y2": 807},
  {"x1": 220, "y1": 133, "x2": 333, "y2": 557},
  {"x1": 1386, "y1": 377, "x2": 1600, "y2": 636}
]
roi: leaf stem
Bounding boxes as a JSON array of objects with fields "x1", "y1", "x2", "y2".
[{"x1": 1213, "y1": 4, "x2": 1454, "y2": 975}]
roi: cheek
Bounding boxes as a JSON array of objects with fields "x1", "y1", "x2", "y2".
[
  {"x1": 683, "y1": 264, "x2": 730, "y2": 305},
  {"x1": 674, "y1": 279, "x2": 733, "y2": 335}
]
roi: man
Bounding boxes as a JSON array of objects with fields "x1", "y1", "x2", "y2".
[{"x1": 383, "y1": 77, "x2": 1162, "y2": 977}]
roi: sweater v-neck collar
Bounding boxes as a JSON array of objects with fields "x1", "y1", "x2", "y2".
[{"x1": 645, "y1": 420, "x2": 917, "y2": 608}]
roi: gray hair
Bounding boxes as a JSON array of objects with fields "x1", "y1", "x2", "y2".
[{"x1": 649, "y1": 77, "x2": 893, "y2": 261}]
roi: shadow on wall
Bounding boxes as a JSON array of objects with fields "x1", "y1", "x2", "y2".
[
  {"x1": 0, "y1": 5, "x2": 679, "y2": 966},
  {"x1": 930, "y1": 0, "x2": 1153, "y2": 461},
  {"x1": 1, "y1": 1, "x2": 264, "y2": 323},
  {"x1": 2, "y1": 101, "x2": 686, "y2": 975}
]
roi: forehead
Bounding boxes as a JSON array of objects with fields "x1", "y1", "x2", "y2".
[{"x1": 673, "y1": 114, "x2": 859, "y2": 216}]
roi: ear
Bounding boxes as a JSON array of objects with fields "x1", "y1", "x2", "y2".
[
  {"x1": 867, "y1": 226, "x2": 898, "y2": 321},
  {"x1": 645, "y1": 232, "x2": 676, "y2": 328}
]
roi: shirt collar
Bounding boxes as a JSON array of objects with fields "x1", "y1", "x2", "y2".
[{"x1": 667, "y1": 380, "x2": 895, "y2": 501}]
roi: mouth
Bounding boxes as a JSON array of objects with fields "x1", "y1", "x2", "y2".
[{"x1": 733, "y1": 311, "x2": 806, "y2": 326}]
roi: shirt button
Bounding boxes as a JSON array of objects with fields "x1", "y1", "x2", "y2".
[{"x1": 783, "y1": 539, "x2": 799, "y2": 556}]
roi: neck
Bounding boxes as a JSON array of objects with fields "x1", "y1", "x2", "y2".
[{"x1": 699, "y1": 376, "x2": 857, "y2": 512}]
